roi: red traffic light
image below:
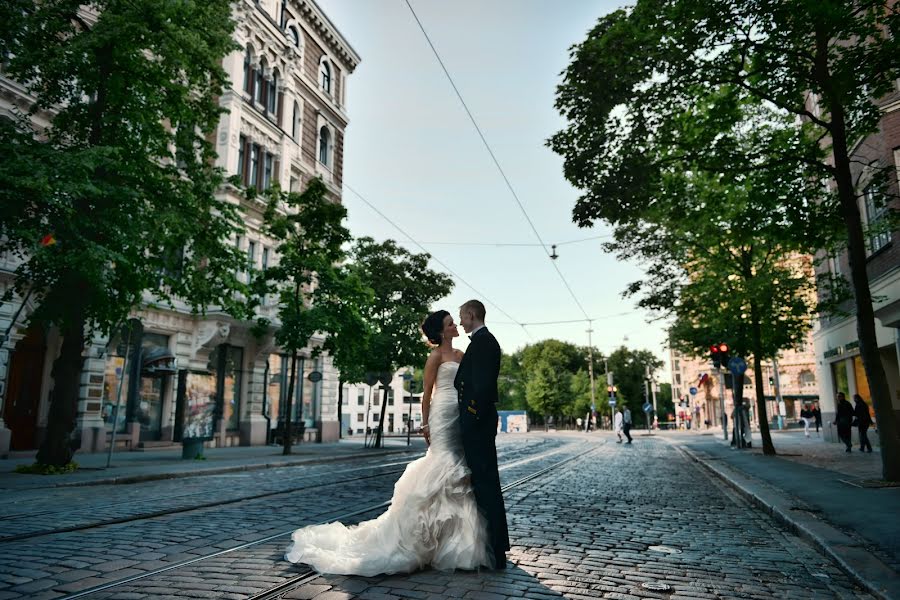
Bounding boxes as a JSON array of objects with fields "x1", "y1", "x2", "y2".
[
  {"x1": 718, "y1": 343, "x2": 729, "y2": 353},
  {"x1": 710, "y1": 345, "x2": 720, "y2": 354}
]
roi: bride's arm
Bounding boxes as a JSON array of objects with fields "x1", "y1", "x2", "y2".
[{"x1": 421, "y1": 352, "x2": 439, "y2": 438}]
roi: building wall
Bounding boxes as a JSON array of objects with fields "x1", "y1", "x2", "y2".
[
  {"x1": 340, "y1": 370, "x2": 425, "y2": 438},
  {"x1": 0, "y1": 0, "x2": 359, "y2": 453}
]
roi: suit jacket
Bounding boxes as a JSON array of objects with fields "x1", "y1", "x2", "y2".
[{"x1": 454, "y1": 327, "x2": 501, "y2": 429}]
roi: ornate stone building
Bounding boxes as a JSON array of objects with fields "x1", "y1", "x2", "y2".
[{"x1": 0, "y1": 0, "x2": 359, "y2": 455}]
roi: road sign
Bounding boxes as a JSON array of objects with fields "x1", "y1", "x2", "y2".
[
  {"x1": 642, "y1": 402, "x2": 653, "y2": 413},
  {"x1": 307, "y1": 370, "x2": 323, "y2": 382},
  {"x1": 728, "y1": 356, "x2": 747, "y2": 375},
  {"x1": 689, "y1": 386, "x2": 698, "y2": 396},
  {"x1": 401, "y1": 372, "x2": 413, "y2": 381},
  {"x1": 608, "y1": 399, "x2": 617, "y2": 407},
  {"x1": 590, "y1": 403, "x2": 595, "y2": 412}
]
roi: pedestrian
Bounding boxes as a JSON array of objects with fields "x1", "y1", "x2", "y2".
[
  {"x1": 853, "y1": 394, "x2": 874, "y2": 453},
  {"x1": 813, "y1": 404, "x2": 822, "y2": 434},
  {"x1": 835, "y1": 392, "x2": 854, "y2": 452},
  {"x1": 623, "y1": 406, "x2": 633, "y2": 444},
  {"x1": 614, "y1": 408, "x2": 624, "y2": 443},
  {"x1": 799, "y1": 404, "x2": 812, "y2": 437}
]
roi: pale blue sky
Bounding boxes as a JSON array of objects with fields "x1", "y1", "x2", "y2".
[{"x1": 317, "y1": 0, "x2": 670, "y2": 377}]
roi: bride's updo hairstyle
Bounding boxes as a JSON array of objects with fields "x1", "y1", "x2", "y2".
[{"x1": 421, "y1": 310, "x2": 450, "y2": 346}]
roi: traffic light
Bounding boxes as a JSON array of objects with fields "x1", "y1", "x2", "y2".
[
  {"x1": 718, "y1": 343, "x2": 730, "y2": 369},
  {"x1": 607, "y1": 385, "x2": 618, "y2": 397},
  {"x1": 709, "y1": 344, "x2": 721, "y2": 368},
  {"x1": 768, "y1": 376, "x2": 775, "y2": 386}
]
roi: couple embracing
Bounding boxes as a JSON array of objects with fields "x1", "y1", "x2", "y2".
[{"x1": 285, "y1": 300, "x2": 510, "y2": 575}]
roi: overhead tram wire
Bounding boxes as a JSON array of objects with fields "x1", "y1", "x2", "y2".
[
  {"x1": 416, "y1": 234, "x2": 613, "y2": 248},
  {"x1": 402, "y1": 0, "x2": 592, "y2": 324},
  {"x1": 341, "y1": 182, "x2": 533, "y2": 340}
]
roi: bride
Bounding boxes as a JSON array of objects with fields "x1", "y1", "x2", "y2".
[{"x1": 284, "y1": 310, "x2": 494, "y2": 575}]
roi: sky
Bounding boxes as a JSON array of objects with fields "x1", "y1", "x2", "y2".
[{"x1": 316, "y1": 0, "x2": 671, "y2": 379}]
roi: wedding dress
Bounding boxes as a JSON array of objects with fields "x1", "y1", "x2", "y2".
[{"x1": 284, "y1": 361, "x2": 493, "y2": 575}]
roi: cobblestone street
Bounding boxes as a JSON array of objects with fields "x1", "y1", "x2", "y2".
[{"x1": 0, "y1": 434, "x2": 877, "y2": 599}]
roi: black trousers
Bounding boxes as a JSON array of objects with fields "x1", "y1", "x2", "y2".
[
  {"x1": 859, "y1": 425, "x2": 872, "y2": 452},
  {"x1": 460, "y1": 416, "x2": 510, "y2": 565},
  {"x1": 623, "y1": 423, "x2": 632, "y2": 442},
  {"x1": 837, "y1": 424, "x2": 852, "y2": 449}
]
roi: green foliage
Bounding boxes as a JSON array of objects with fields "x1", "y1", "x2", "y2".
[
  {"x1": 15, "y1": 461, "x2": 78, "y2": 475},
  {"x1": 606, "y1": 346, "x2": 663, "y2": 427},
  {"x1": 349, "y1": 238, "x2": 453, "y2": 376},
  {"x1": 497, "y1": 353, "x2": 526, "y2": 410},
  {"x1": 0, "y1": 0, "x2": 246, "y2": 466}
]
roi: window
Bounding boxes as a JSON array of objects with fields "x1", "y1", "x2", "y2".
[
  {"x1": 290, "y1": 176, "x2": 299, "y2": 193},
  {"x1": 288, "y1": 27, "x2": 300, "y2": 48},
  {"x1": 864, "y1": 186, "x2": 891, "y2": 254},
  {"x1": 292, "y1": 101, "x2": 300, "y2": 141},
  {"x1": 263, "y1": 153, "x2": 273, "y2": 189},
  {"x1": 357, "y1": 390, "x2": 365, "y2": 405},
  {"x1": 237, "y1": 135, "x2": 246, "y2": 179},
  {"x1": 267, "y1": 71, "x2": 277, "y2": 115},
  {"x1": 356, "y1": 413, "x2": 363, "y2": 422},
  {"x1": 799, "y1": 370, "x2": 816, "y2": 388},
  {"x1": 247, "y1": 241, "x2": 256, "y2": 271},
  {"x1": 249, "y1": 145, "x2": 259, "y2": 187},
  {"x1": 261, "y1": 247, "x2": 269, "y2": 271},
  {"x1": 342, "y1": 387, "x2": 349, "y2": 404},
  {"x1": 318, "y1": 126, "x2": 330, "y2": 166},
  {"x1": 243, "y1": 48, "x2": 252, "y2": 93},
  {"x1": 387, "y1": 389, "x2": 394, "y2": 406},
  {"x1": 319, "y1": 60, "x2": 331, "y2": 94},
  {"x1": 372, "y1": 413, "x2": 380, "y2": 422},
  {"x1": 254, "y1": 59, "x2": 265, "y2": 104}
]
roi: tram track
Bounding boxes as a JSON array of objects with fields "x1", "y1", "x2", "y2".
[
  {"x1": 55, "y1": 441, "x2": 598, "y2": 600},
  {"x1": 0, "y1": 440, "x2": 558, "y2": 543}
]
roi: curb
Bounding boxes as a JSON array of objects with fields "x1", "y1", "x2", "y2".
[
  {"x1": 674, "y1": 443, "x2": 899, "y2": 600},
  {"x1": 47, "y1": 447, "x2": 419, "y2": 488}
]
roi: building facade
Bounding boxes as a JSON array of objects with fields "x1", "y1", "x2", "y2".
[
  {"x1": 340, "y1": 370, "x2": 425, "y2": 439},
  {"x1": 812, "y1": 88, "x2": 900, "y2": 446},
  {"x1": 0, "y1": 0, "x2": 359, "y2": 455},
  {"x1": 669, "y1": 331, "x2": 819, "y2": 432}
]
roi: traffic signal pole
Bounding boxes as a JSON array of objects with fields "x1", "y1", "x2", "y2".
[{"x1": 718, "y1": 368, "x2": 727, "y2": 440}]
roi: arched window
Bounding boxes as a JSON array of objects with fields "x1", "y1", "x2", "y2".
[
  {"x1": 255, "y1": 58, "x2": 266, "y2": 105},
  {"x1": 319, "y1": 60, "x2": 331, "y2": 94},
  {"x1": 292, "y1": 101, "x2": 301, "y2": 141},
  {"x1": 243, "y1": 47, "x2": 252, "y2": 93},
  {"x1": 267, "y1": 70, "x2": 278, "y2": 114},
  {"x1": 288, "y1": 26, "x2": 300, "y2": 48},
  {"x1": 318, "y1": 126, "x2": 330, "y2": 166},
  {"x1": 799, "y1": 370, "x2": 816, "y2": 387}
]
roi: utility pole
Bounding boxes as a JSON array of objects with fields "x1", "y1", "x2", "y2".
[
  {"x1": 586, "y1": 324, "x2": 597, "y2": 432},
  {"x1": 772, "y1": 357, "x2": 784, "y2": 431}
]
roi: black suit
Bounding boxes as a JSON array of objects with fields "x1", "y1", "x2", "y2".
[{"x1": 454, "y1": 327, "x2": 509, "y2": 567}]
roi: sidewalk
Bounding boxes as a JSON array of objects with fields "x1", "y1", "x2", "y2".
[
  {"x1": 0, "y1": 437, "x2": 426, "y2": 491},
  {"x1": 670, "y1": 429, "x2": 900, "y2": 600}
]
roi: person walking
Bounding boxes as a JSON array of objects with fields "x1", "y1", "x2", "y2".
[
  {"x1": 835, "y1": 392, "x2": 854, "y2": 452},
  {"x1": 813, "y1": 404, "x2": 822, "y2": 434},
  {"x1": 853, "y1": 394, "x2": 874, "y2": 453},
  {"x1": 799, "y1": 405, "x2": 812, "y2": 437},
  {"x1": 622, "y1": 406, "x2": 633, "y2": 444},
  {"x1": 614, "y1": 408, "x2": 624, "y2": 443}
]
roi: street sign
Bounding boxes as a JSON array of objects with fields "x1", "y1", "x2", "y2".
[
  {"x1": 590, "y1": 403, "x2": 595, "y2": 412},
  {"x1": 608, "y1": 399, "x2": 617, "y2": 407},
  {"x1": 728, "y1": 356, "x2": 747, "y2": 375},
  {"x1": 401, "y1": 372, "x2": 413, "y2": 381},
  {"x1": 689, "y1": 386, "x2": 698, "y2": 396},
  {"x1": 307, "y1": 370, "x2": 323, "y2": 382},
  {"x1": 642, "y1": 402, "x2": 653, "y2": 413}
]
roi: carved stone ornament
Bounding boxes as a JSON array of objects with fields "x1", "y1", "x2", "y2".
[{"x1": 192, "y1": 321, "x2": 231, "y2": 359}]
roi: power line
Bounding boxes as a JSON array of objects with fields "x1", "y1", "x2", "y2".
[
  {"x1": 402, "y1": 0, "x2": 592, "y2": 322},
  {"x1": 342, "y1": 182, "x2": 533, "y2": 339},
  {"x1": 416, "y1": 234, "x2": 612, "y2": 248}
]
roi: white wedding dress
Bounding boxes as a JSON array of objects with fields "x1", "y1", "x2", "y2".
[{"x1": 284, "y1": 361, "x2": 493, "y2": 575}]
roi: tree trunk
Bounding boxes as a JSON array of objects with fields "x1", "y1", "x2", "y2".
[
  {"x1": 283, "y1": 351, "x2": 297, "y2": 456},
  {"x1": 373, "y1": 384, "x2": 389, "y2": 448},
  {"x1": 826, "y1": 86, "x2": 900, "y2": 481},
  {"x1": 750, "y1": 301, "x2": 776, "y2": 455},
  {"x1": 36, "y1": 307, "x2": 86, "y2": 467}
]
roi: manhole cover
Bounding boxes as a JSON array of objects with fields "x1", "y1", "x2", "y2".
[
  {"x1": 642, "y1": 582, "x2": 672, "y2": 592},
  {"x1": 648, "y1": 545, "x2": 681, "y2": 554}
]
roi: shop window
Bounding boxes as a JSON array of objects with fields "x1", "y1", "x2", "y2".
[{"x1": 210, "y1": 344, "x2": 243, "y2": 431}]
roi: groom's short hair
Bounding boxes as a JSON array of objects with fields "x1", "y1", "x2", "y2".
[{"x1": 460, "y1": 299, "x2": 486, "y2": 321}]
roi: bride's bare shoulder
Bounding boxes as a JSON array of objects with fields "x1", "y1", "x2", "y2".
[{"x1": 454, "y1": 349, "x2": 464, "y2": 361}]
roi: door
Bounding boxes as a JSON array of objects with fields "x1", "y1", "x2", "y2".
[{"x1": 3, "y1": 328, "x2": 46, "y2": 450}]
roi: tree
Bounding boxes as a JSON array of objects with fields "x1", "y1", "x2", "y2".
[
  {"x1": 0, "y1": 0, "x2": 247, "y2": 466},
  {"x1": 497, "y1": 352, "x2": 527, "y2": 411},
  {"x1": 256, "y1": 178, "x2": 367, "y2": 455},
  {"x1": 606, "y1": 347, "x2": 664, "y2": 428},
  {"x1": 657, "y1": 382, "x2": 674, "y2": 421},
  {"x1": 550, "y1": 0, "x2": 900, "y2": 478},
  {"x1": 349, "y1": 238, "x2": 453, "y2": 448},
  {"x1": 520, "y1": 340, "x2": 581, "y2": 422}
]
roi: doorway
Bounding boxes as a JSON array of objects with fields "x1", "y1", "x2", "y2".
[{"x1": 3, "y1": 327, "x2": 46, "y2": 450}]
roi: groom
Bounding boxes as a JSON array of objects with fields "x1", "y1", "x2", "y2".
[{"x1": 454, "y1": 299, "x2": 510, "y2": 569}]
